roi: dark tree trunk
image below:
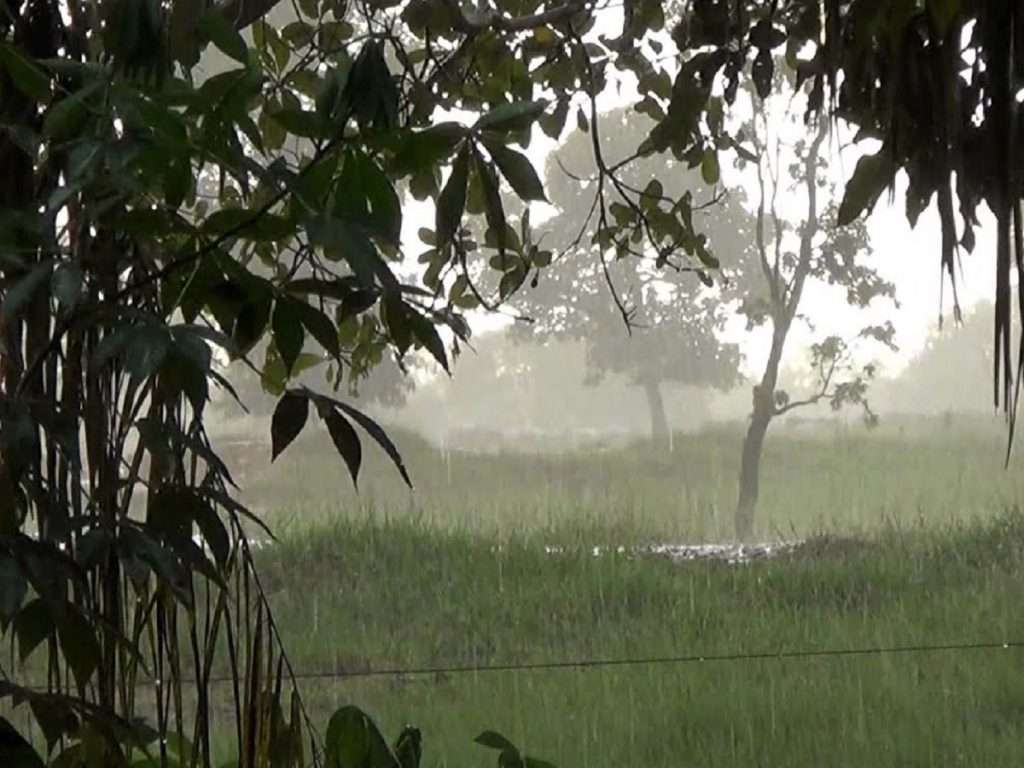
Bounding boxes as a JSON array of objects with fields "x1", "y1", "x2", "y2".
[
  {"x1": 735, "y1": 407, "x2": 771, "y2": 541},
  {"x1": 641, "y1": 379, "x2": 669, "y2": 443},
  {"x1": 734, "y1": 327, "x2": 788, "y2": 541}
]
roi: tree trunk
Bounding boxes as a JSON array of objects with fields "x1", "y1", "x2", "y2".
[
  {"x1": 735, "y1": 408, "x2": 771, "y2": 541},
  {"x1": 734, "y1": 328, "x2": 788, "y2": 541},
  {"x1": 641, "y1": 379, "x2": 669, "y2": 443}
]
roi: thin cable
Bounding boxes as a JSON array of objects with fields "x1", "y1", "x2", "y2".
[
  {"x1": 18, "y1": 639, "x2": 1024, "y2": 692},
  {"x1": 198, "y1": 638, "x2": 1024, "y2": 686}
]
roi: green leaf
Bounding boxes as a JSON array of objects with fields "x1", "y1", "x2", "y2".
[
  {"x1": 15, "y1": 598, "x2": 53, "y2": 662},
  {"x1": 308, "y1": 216, "x2": 397, "y2": 291},
  {"x1": 57, "y1": 605, "x2": 100, "y2": 688},
  {"x1": 391, "y1": 123, "x2": 466, "y2": 176},
  {"x1": 43, "y1": 83, "x2": 100, "y2": 141},
  {"x1": 273, "y1": 298, "x2": 306, "y2": 376},
  {"x1": 408, "y1": 308, "x2": 449, "y2": 373},
  {"x1": 0, "y1": 262, "x2": 52, "y2": 322},
  {"x1": 203, "y1": 208, "x2": 295, "y2": 242},
  {"x1": 325, "y1": 706, "x2": 398, "y2": 768},
  {"x1": 335, "y1": 151, "x2": 403, "y2": 245},
  {"x1": 475, "y1": 732, "x2": 519, "y2": 753},
  {"x1": 700, "y1": 148, "x2": 720, "y2": 185},
  {"x1": 271, "y1": 390, "x2": 309, "y2": 461},
  {"x1": 436, "y1": 145, "x2": 470, "y2": 246},
  {"x1": 199, "y1": 10, "x2": 249, "y2": 65},
  {"x1": 0, "y1": 43, "x2": 51, "y2": 101},
  {"x1": 474, "y1": 148, "x2": 507, "y2": 261},
  {"x1": 838, "y1": 152, "x2": 895, "y2": 226},
  {"x1": 269, "y1": 107, "x2": 332, "y2": 139},
  {"x1": 322, "y1": 409, "x2": 362, "y2": 488},
  {"x1": 51, "y1": 264, "x2": 83, "y2": 310},
  {"x1": 0, "y1": 555, "x2": 26, "y2": 630},
  {"x1": 474, "y1": 100, "x2": 548, "y2": 133},
  {"x1": 335, "y1": 401, "x2": 412, "y2": 488},
  {"x1": 483, "y1": 141, "x2": 547, "y2": 202},
  {"x1": 291, "y1": 298, "x2": 341, "y2": 358}
]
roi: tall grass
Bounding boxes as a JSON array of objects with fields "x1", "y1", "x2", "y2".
[
  {"x1": 238, "y1": 416, "x2": 1024, "y2": 541},
  {"x1": 254, "y1": 512, "x2": 1024, "y2": 767},
  {"x1": 208, "y1": 416, "x2": 1024, "y2": 766}
]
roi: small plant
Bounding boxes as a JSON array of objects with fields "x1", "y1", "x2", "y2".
[{"x1": 0, "y1": 702, "x2": 553, "y2": 768}]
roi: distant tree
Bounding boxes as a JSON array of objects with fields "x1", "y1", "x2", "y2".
[
  {"x1": 508, "y1": 109, "x2": 747, "y2": 442},
  {"x1": 874, "y1": 302, "x2": 1015, "y2": 416},
  {"x1": 732, "y1": 85, "x2": 898, "y2": 539}
]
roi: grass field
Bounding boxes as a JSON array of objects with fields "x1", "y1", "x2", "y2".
[
  {"x1": 239, "y1": 415, "x2": 1023, "y2": 541},
  {"x1": 227, "y1": 417, "x2": 1024, "y2": 767}
]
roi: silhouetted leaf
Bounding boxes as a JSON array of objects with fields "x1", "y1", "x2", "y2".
[
  {"x1": 394, "y1": 727, "x2": 422, "y2": 768},
  {"x1": 484, "y1": 141, "x2": 547, "y2": 202},
  {"x1": 474, "y1": 148, "x2": 507, "y2": 260},
  {"x1": 273, "y1": 298, "x2": 306, "y2": 376},
  {"x1": 14, "y1": 598, "x2": 53, "y2": 662},
  {"x1": 475, "y1": 732, "x2": 518, "y2": 753},
  {"x1": 271, "y1": 390, "x2": 309, "y2": 461},
  {"x1": 334, "y1": 401, "x2": 412, "y2": 488},
  {"x1": 323, "y1": 408, "x2": 362, "y2": 487},
  {"x1": 408, "y1": 308, "x2": 449, "y2": 373},
  {"x1": 57, "y1": 605, "x2": 100, "y2": 688},
  {"x1": 199, "y1": 10, "x2": 249, "y2": 64},
  {"x1": 0, "y1": 43, "x2": 50, "y2": 100},
  {"x1": 0, "y1": 262, "x2": 52, "y2": 322},
  {"x1": 391, "y1": 123, "x2": 466, "y2": 176},
  {"x1": 700, "y1": 148, "x2": 720, "y2": 185},
  {"x1": 0, "y1": 555, "x2": 26, "y2": 630},
  {"x1": 324, "y1": 705, "x2": 398, "y2": 768},
  {"x1": 290, "y1": 298, "x2": 340, "y2": 358},
  {"x1": 436, "y1": 145, "x2": 469, "y2": 246},
  {"x1": 838, "y1": 152, "x2": 895, "y2": 226},
  {"x1": 0, "y1": 715, "x2": 45, "y2": 768},
  {"x1": 47, "y1": 258, "x2": 82, "y2": 310},
  {"x1": 474, "y1": 99, "x2": 548, "y2": 133}
]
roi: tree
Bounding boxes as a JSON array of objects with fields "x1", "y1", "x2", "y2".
[
  {"x1": 873, "y1": 301, "x2": 1018, "y2": 417},
  {"x1": 653, "y1": 1, "x2": 1024, "y2": 428},
  {"x1": 0, "y1": 1, "x2": 615, "y2": 762},
  {"x1": 0, "y1": 0, "x2": 1018, "y2": 761},
  {"x1": 731, "y1": 86, "x2": 897, "y2": 540},
  {"x1": 509, "y1": 109, "x2": 746, "y2": 441}
]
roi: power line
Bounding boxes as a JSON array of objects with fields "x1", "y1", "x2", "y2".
[
  {"x1": 204, "y1": 638, "x2": 1024, "y2": 686},
  {"x1": 18, "y1": 639, "x2": 1023, "y2": 693}
]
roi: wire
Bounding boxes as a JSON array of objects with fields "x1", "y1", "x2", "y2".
[
  {"x1": 199, "y1": 638, "x2": 1024, "y2": 686},
  {"x1": 18, "y1": 639, "x2": 1024, "y2": 693}
]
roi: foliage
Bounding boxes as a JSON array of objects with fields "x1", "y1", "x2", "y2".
[
  {"x1": 0, "y1": 0, "x2": 1018, "y2": 762},
  {"x1": 652, "y1": 0, "x2": 1024, "y2": 418},
  {"x1": 0, "y1": 700, "x2": 549, "y2": 768},
  {"x1": 0, "y1": 0, "x2": 572, "y2": 763},
  {"x1": 506, "y1": 108, "x2": 744, "y2": 438},
  {"x1": 730, "y1": 79, "x2": 897, "y2": 538}
]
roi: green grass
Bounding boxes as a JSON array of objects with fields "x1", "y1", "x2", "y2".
[
  {"x1": 13, "y1": 418, "x2": 1024, "y2": 766},
  {"x1": 242, "y1": 416, "x2": 1024, "y2": 541},
  {"x1": 254, "y1": 506, "x2": 1024, "y2": 767}
]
